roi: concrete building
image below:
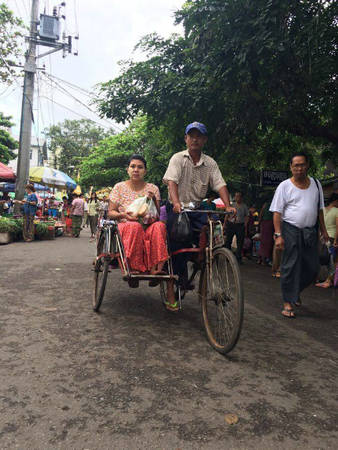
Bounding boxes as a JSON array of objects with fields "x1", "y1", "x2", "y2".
[{"x1": 8, "y1": 136, "x2": 48, "y2": 174}]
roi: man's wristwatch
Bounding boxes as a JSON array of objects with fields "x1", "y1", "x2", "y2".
[{"x1": 274, "y1": 232, "x2": 281, "y2": 238}]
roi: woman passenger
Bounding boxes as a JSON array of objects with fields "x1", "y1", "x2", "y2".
[{"x1": 108, "y1": 154, "x2": 176, "y2": 310}]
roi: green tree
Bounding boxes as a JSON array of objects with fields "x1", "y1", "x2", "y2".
[
  {"x1": 80, "y1": 115, "x2": 172, "y2": 192},
  {"x1": 0, "y1": 112, "x2": 18, "y2": 164},
  {"x1": 96, "y1": 0, "x2": 337, "y2": 179},
  {"x1": 0, "y1": 2, "x2": 24, "y2": 84},
  {"x1": 44, "y1": 119, "x2": 109, "y2": 178}
]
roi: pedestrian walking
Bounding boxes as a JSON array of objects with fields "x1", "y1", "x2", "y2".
[
  {"x1": 82, "y1": 197, "x2": 89, "y2": 228},
  {"x1": 315, "y1": 193, "x2": 338, "y2": 288},
  {"x1": 225, "y1": 192, "x2": 249, "y2": 264},
  {"x1": 257, "y1": 198, "x2": 274, "y2": 265},
  {"x1": 270, "y1": 152, "x2": 329, "y2": 318},
  {"x1": 70, "y1": 193, "x2": 84, "y2": 238},
  {"x1": 88, "y1": 192, "x2": 100, "y2": 239}
]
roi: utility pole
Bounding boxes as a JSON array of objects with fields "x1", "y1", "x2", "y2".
[
  {"x1": 14, "y1": 1, "x2": 76, "y2": 212},
  {"x1": 14, "y1": 0, "x2": 39, "y2": 211}
]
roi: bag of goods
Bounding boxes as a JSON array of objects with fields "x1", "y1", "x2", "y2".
[
  {"x1": 170, "y1": 212, "x2": 192, "y2": 243},
  {"x1": 126, "y1": 196, "x2": 159, "y2": 225}
]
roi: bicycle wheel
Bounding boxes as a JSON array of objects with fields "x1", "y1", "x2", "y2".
[
  {"x1": 200, "y1": 247, "x2": 244, "y2": 354},
  {"x1": 93, "y1": 231, "x2": 109, "y2": 312}
]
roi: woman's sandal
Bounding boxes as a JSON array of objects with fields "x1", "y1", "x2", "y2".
[
  {"x1": 294, "y1": 298, "x2": 302, "y2": 307},
  {"x1": 163, "y1": 300, "x2": 179, "y2": 313},
  {"x1": 281, "y1": 308, "x2": 296, "y2": 318}
]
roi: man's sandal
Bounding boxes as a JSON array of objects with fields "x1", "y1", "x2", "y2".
[
  {"x1": 281, "y1": 308, "x2": 296, "y2": 318},
  {"x1": 315, "y1": 281, "x2": 331, "y2": 288},
  {"x1": 163, "y1": 300, "x2": 179, "y2": 313}
]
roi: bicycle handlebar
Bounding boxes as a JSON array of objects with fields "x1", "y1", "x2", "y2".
[
  {"x1": 101, "y1": 219, "x2": 117, "y2": 226},
  {"x1": 182, "y1": 209, "x2": 232, "y2": 215}
]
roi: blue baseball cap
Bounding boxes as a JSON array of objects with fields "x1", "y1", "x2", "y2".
[{"x1": 185, "y1": 122, "x2": 208, "y2": 136}]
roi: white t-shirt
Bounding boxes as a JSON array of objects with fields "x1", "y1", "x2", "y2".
[{"x1": 269, "y1": 177, "x2": 324, "y2": 229}]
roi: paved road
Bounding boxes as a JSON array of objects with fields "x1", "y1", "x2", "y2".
[{"x1": 1, "y1": 229, "x2": 337, "y2": 449}]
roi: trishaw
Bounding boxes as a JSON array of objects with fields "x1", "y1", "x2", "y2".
[{"x1": 92, "y1": 209, "x2": 244, "y2": 354}]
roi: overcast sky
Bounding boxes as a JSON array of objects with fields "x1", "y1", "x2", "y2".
[{"x1": 0, "y1": 0, "x2": 184, "y2": 138}]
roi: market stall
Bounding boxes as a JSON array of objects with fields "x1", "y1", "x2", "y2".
[
  {"x1": 0, "y1": 163, "x2": 16, "y2": 182},
  {"x1": 28, "y1": 167, "x2": 77, "y2": 237}
]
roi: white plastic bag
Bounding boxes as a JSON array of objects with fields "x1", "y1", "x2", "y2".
[
  {"x1": 126, "y1": 196, "x2": 159, "y2": 225},
  {"x1": 142, "y1": 198, "x2": 159, "y2": 225},
  {"x1": 126, "y1": 196, "x2": 148, "y2": 217}
]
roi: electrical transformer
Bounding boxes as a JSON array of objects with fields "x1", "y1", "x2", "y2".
[{"x1": 39, "y1": 14, "x2": 60, "y2": 41}]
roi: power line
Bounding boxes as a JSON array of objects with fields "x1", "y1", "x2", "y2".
[
  {"x1": 44, "y1": 72, "x2": 94, "y2": 97},
  {"x1": 41, "y1": 72, "x2": 123, "y2": 132},
  {"x1": 0, "y1": 85, "x2": 11, "y2": 97},
  {"x1": 35, "y1": 71, "x2": 45, "y2": 133},
  {"x1": 13, "y1": 0, "x2": 25, "y2": 19},
  {"x1": 20, "y1": 0, "x2": 30, "y2": 18},
  {"x1": 39, "y1": 95, "x2": 115, "y2": 130},
  {"x1": 0, "y1": 85, "x2": 19, "y2": 99},
  {"x1": 73, "y1": 0, "x2": 79, "y2": 34},
  {"x1": 48, "y1": 55, "x2": 55, "y2": 125}
]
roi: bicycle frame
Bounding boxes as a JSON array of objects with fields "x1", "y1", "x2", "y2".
[
  {"x1": 97, "y1": 220, "x2": 177, "y2": 282},
  {"x1": 169, "y1": 209, "x2": 230, "y2": 304},
  {"x1": 96, "y1": 220, "x2": 130, "y2": 275}
]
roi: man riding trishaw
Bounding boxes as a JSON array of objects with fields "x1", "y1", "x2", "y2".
[
  {"x1": 162, "y1": 121, "x2": 236, "y2": 310},
  {"x1": 97, "y1": 121, "x2": 242, "y2": 353}
]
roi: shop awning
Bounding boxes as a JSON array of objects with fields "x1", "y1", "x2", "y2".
[{"x1": 0, "y1": 162, "x2": 16, "y2": 181}]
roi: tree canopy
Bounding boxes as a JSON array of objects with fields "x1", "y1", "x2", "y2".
[
  {"x1": 0, "y1": 112, "x2": 18, "y2": 164},
  {"x1": 0, "y1": 2, "x2": 24, "y2": 84},
  {"x1": 44, "y1": 119, "x2": 109, "y2": 178},
  {"x1": 96, "y1": 0, "x2": 338, "y2": 180},
  {"x1": 79, "y1": 115, "x2": 173, "y2": 192}
]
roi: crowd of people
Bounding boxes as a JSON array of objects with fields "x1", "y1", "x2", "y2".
[
  {"x1": 0, "y1": 186, "x2": 110, "y2": 241},
  {"x1": 56, "y1": 193, "x2": 109, "y2": 239},
  {"x1": 101, "y1": 122, "x2": 336, "y2": 313},
  {"x1": 1, "y1": 121, "x2": 337, "y2": 314}
]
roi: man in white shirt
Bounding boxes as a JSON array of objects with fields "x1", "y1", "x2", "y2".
[{"x1": 270, "y1": 153, "x2": 329, "y2": 318}]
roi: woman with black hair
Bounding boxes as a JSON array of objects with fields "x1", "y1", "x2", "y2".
[
  {"x1": 108, "y1": 154, "x2": 176, "y2": 310},
  {"x1": 88, "y1": 192, "x2": 100, "y2": 239}
]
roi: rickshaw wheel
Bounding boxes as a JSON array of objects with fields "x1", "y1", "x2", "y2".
[{"x1": 200, "y1": 247, "x2": 244, "y2": 354}]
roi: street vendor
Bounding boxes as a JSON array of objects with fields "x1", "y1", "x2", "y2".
[
  {"x1": 14, "y1": 184, "x2": 38, "y2": 242},
  {"x1": 48, "y1": 195, "x2": 58, "y2": 218},
  {"x1": 0, "y1": 193, "x2": 11, "y2": 216}
]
